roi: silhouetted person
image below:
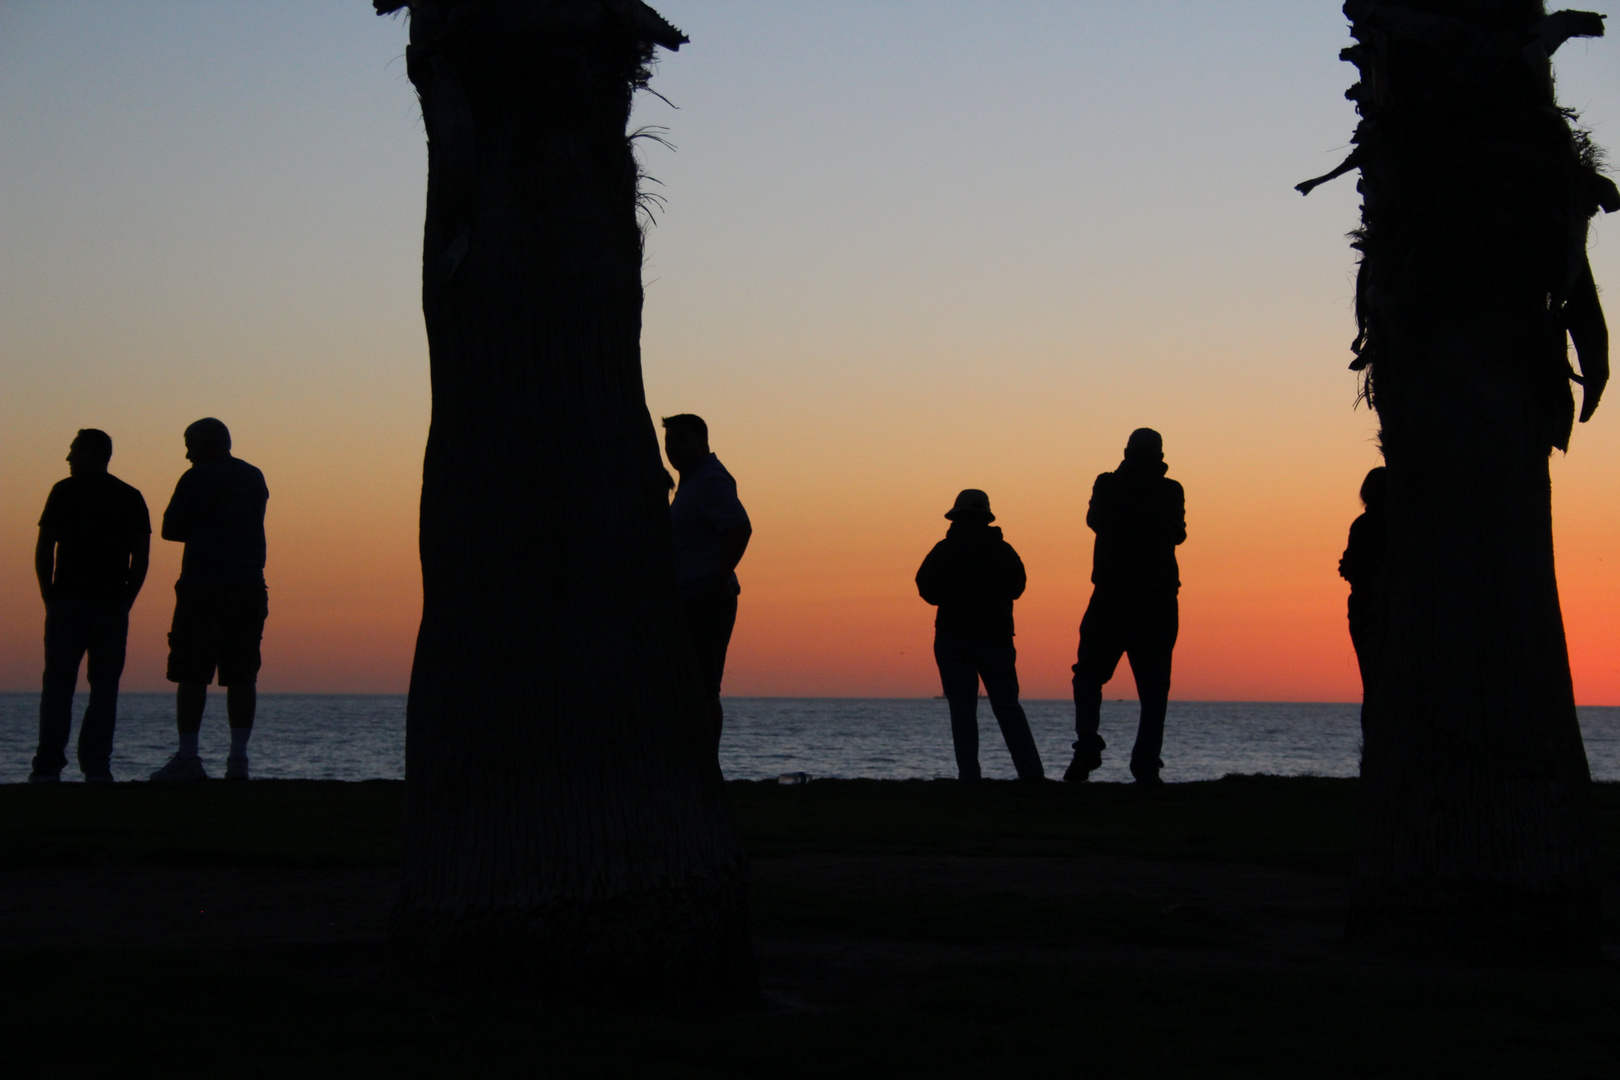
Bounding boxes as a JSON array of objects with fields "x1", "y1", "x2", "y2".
[
  {"x1": 1339, "y1": 466, "x2": 1387, "y2": 712},
  {"x1": 1067, "y1": 428, "x2": 1186, "y2": 785},
  {"x1": 30, "y1": 429, "x2": 150, "y2": 783},
  {"x1": 149, "y1": 419, "x2": 269, "y2": 782},
  {"x1": 663, "y1": 414, "x2": 751, "y2": 756},
  {"x1": 916, "y1": 490, "x2": 1044, "y2": 782}
]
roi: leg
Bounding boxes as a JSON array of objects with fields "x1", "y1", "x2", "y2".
[
  {"x1": 680, "y1": 593, "x2": 738, "y2": 761},
  {"x1": 146, "y1": 680, "x2": 210, "y2": 781},
  {"x1": 1348, "y1": 602, "x2": 1373, "y2": 697},
  {"x1": 152, "y1": 580, "x2": 217, "y2": 782},
  {"x1": 34, "y1": 601, "x2": 88, "y2": 780},
  {"x1": 1349, "y1": 611, "x2": 1371, "y2": 742},
  {"x1": 1125, "y1": 597, "x2": 1179, "y2": 783},
  {"x1": 226, "y1": 683, "x2": 257, "y2": 730},
  {"x1": 933, "y1": 634, "x2": 982, "y2": 781},
  {"x1": 177, "y1": 682, "x2": 207, "y2": 740},
  {"x1": 1068, "y1": 593, "x2": 1125, "y2": 780},
  {"x1": 217, "y1": 585, "x2": 269, "y2": 779},
  {"x1": 166, "y1": 583, "x2": 216, "y2": 757},
  {"x1": 223, "y1": 683, "x2": 257, "y2": 778},
  {"x1": 76, "y1": 602, "x2": 129, "y2": 779},
  {"x1": 978, "y1": 638, "x2": 1043, "y2": 781},
  {"x1": 1348, "y1": 594, "x2": 1381, "y2": 743},
  {"x1": 704, "y1": 593, "x2": 738, "y2": 750}
]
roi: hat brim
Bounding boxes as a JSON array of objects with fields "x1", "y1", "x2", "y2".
[{"x1": 945, "y1": 509, "x2": 995, "y2": 522}]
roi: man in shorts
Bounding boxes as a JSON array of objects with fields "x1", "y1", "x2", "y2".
[
  {"x1": 149, "y1": 418, "x2": 269, "y2": 782},
  {"x1": 30, "y1": 429, "x2": 150, "y2": 783}
]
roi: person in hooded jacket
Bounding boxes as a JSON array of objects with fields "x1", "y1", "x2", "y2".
[
  {"x1": 1067, "y1": 428, "x2": 1186, "y2": 785},
  {"x1": 916, "y1": 489, "x2": 1045, "y2": 782}
]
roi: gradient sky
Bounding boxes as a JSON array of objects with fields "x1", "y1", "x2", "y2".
[{"x1": 3, "y1": 1, "x2": 1618, "y2": 701}]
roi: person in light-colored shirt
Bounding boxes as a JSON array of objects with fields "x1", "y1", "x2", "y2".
[{"x1": 663, "y1": 413, "x2": 751, "y2": 757}]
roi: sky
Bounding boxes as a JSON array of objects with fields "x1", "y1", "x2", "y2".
[{"x1": 2, "y1": 1, "x2": 1619, "y2": 702}]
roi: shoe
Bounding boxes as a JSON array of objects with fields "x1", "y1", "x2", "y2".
[
  {"x1": 27, "y1": 771, "x2": 60, "y2": 784},
  {"x1": 149, "y1": 754, "x2": 208, "y2": 783},
  {"x1": 224, "y1": 756, "x2": 250, "y2": 781},
  {"x1": 1132, "y1": 771, "x2": 1165, "y2": 788},
  {"x1": 83, "y1": 771, "x2": 114, "y2": 784},
  {"x1": 1063, "y1": 752, "x2": 1102, "y2": 783}
]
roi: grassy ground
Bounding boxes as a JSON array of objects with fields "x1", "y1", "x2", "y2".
[
  {"x1": 0, "y1": 775, "x2": 1366, "y2": 866},
  {"x1": 2, "y1": 778, "x2": 1617, "y2": 1078}
]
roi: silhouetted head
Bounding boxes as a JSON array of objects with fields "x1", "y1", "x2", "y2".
[
  {"x1": 945, "y1": 488, "x2": 995, "y2": 524},
  {"x1": 67, "y1": 429, "x2": 112, "y2": 477},
  {"x1": 1124, "y1": 428, "x2": 1163, "y2": 463},
  {"x1": 184, "y1": 418, "x2": 232, "y2": 464},
  {"x1": 1359, "y1": 465, "x2": 1387, "y2": 509},
  {"x1": 661, "y1": 413, "x2": 710, "y2": 475}
]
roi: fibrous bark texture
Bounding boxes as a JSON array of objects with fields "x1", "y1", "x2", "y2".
[
  {"x1": 378, "y1": 0, "x2": 756, "y2": 1003},
  {"x1": 1304, "y1": 0, "x2": 1616, "y2": 958}
]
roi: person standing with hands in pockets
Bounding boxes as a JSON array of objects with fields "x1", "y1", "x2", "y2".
[{"x1": 30, "y1": 428, "x2": 150, "y2": 783}]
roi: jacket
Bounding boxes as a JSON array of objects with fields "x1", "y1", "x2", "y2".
[
  {"x1": 1087, "y1": 457, "x2": 1185, "y2": 594},
  {"x1": 916, "y1": 521, "x2": 1027, "y2": 637}
]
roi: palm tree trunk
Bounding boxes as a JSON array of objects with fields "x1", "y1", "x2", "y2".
[
  {"x1": 1304, "y1": 0, "x2": 1615, "y2": 957},
  {"x1": 377, "y1": 0, "x2": 756, "y2": 1002}
]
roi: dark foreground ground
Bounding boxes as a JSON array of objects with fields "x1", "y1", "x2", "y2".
[{"x1": 2, "y1": 777, "x2": 1617, "y2": 1078}]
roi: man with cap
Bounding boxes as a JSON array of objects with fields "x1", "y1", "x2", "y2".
[
  {"x1": 916, "y1": 489, "x2": 1044, "y2": 782},
  {"x1": 30, "y1": 429, "x2": 151, "y2": 783},
  {"x1": 1067, "y1": 428, "x2": 1186, "y2": 784}
]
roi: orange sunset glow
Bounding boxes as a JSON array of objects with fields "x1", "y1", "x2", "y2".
[{"x1": 3, "y1": 2, "x2": 1618, "y2": 703}]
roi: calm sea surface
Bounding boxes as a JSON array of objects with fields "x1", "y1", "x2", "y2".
[{"x1": 3, "y1": 693, "x2": 1619, "y2": 784}]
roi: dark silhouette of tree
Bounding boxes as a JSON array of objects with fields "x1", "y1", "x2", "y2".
[
  {"x1": 374, "y1": 0, "x2": 755, "y2": 1002},
  {"x1": 1300, "y1": 1, "x2": 1615, "y2": 957}
]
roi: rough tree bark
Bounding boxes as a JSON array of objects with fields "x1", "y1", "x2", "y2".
[
  {"x1": 1300, "y1": 1, "x2": 1615, "y2": 957},
  {"x1": 375, "y1": 0, "x2": 756, "y2": 1002}
]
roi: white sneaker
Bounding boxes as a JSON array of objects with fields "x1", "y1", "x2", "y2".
[{"x1": 149, "y1": 754, "x2": 208, "y2": 783}]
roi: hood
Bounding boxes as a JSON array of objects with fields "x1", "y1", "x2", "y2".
[
  {"x1": 946, "y1": 521, "x2": 1003, "y2": 542},
  {"x1": 1117, "y1": 455, "x2": 1169, "y2": 479}
]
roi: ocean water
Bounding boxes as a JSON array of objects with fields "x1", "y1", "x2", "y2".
[{"x1": 3, "y1": 693, "x2": 1619, "y2": 784}]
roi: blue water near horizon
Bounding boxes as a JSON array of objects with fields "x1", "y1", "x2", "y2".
[{"x1": 2, "y1": 693, "x2": 1618, "y2": 784}]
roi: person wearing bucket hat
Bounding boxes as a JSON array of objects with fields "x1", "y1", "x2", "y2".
[
  {"x1": 915, "y1": 490, "x2": 1044, "y2": 782},
  {"x1": 1067, "y1": 428, "x2": 1185, "y2": 785}
]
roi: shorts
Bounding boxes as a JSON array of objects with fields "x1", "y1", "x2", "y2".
[{"x1": 166, "y1": 583, "x2": 268, "y2": 687}]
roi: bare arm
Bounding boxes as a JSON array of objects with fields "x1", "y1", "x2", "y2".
[
  {"x1": 161, "y1": 475, "x2": 190, "y2": 542},
  {"x1": 127, "y1": 532, "x2": 150, "y2": 607},
  {"x1": 35, "y1": 528, "x2": 55, "y2": 602},
  {"x1": 160, "y1": 505, "x2": 185, "y2": 542}
]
